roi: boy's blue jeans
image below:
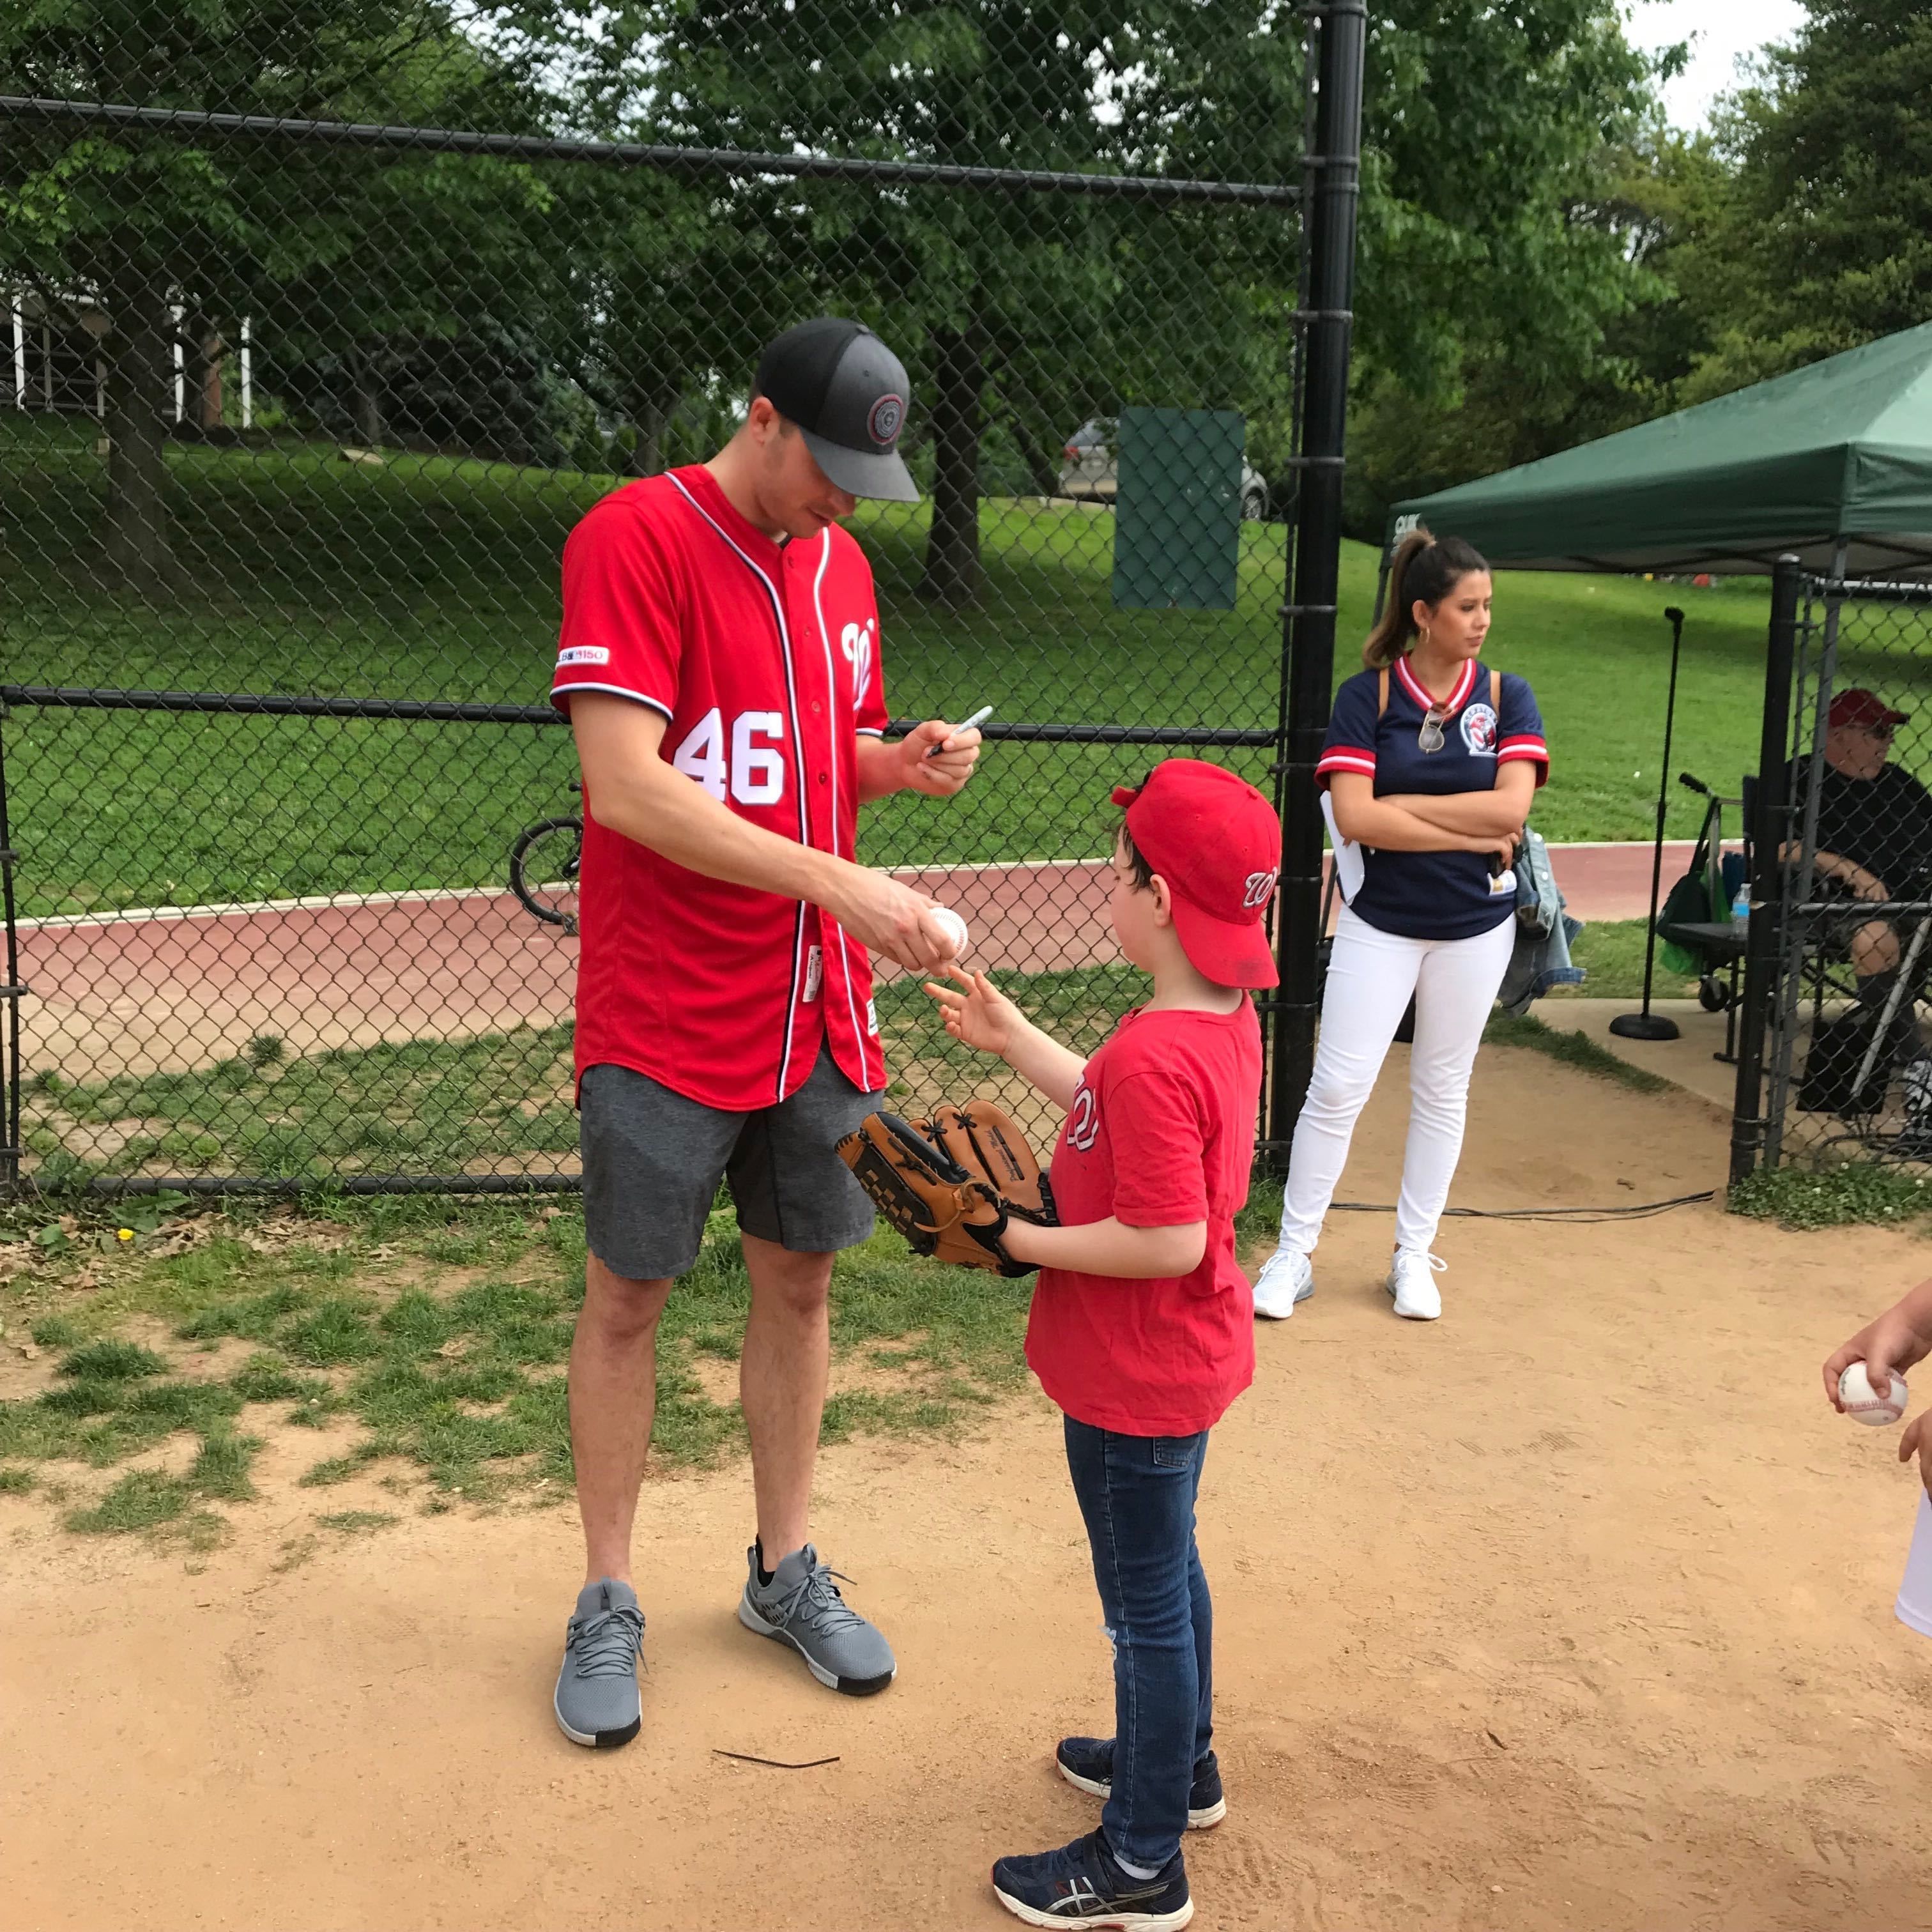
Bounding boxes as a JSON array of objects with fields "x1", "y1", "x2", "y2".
[{"x1": 1062, "y1": 1415, "x2": 1213, "y2": 1871}]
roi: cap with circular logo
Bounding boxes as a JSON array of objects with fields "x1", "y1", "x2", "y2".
[
  {"x1": 1110, "y1": 759, "x2": 1283, "y2": 989},
  {"x1": 755, "y1": 318, "x2": 918, "y2": 503}
]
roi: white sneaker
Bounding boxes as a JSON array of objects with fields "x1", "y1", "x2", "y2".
[
  {"x1": 1385, "y1": 1248, "x2": 1445, "y2": 1321},
  {"x1": 1253, "y1": 1246, "x2": 1314, "y2": 1321}
]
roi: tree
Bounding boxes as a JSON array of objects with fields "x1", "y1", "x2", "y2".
[
  {"x1": 0, "y1": 2, "x2": 574, "y2": 588},
  {"x1": 1333, "y1": 0, "x2": 1670, "y2": 530},
  {"x1": 1344, "y1": 120, "x2": 1752, "y2": 534},
  {"x1": 613, "y1": 1, "x2": 1300, "y2": 608},
  {"x1": 1678, "y1": 0, "x2": 1932, "y2": 402}
]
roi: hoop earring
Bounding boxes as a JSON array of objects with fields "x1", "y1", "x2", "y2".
[{"x1": 1420, "y1": 626, "x2": 1431, "y2": 650}]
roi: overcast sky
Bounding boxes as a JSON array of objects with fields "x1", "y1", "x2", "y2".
[{"x1": 1627, "y1": 0, "x2": 1810, "y2": 126}]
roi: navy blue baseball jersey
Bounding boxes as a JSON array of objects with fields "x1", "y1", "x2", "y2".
[{"x1": 1316, "y1": 656, "x2": 1549, "y2": 940}]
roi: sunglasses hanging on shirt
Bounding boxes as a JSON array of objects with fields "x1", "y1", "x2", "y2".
[{"x1": 1418, "y1": 706, "x2": 1449, "y2": 753}]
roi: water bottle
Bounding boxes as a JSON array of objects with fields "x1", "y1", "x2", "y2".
[{"x1": 1731, "y1": 880, "x2": 1751, "y2": 926}]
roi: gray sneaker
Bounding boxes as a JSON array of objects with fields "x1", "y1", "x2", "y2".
[
  {"x1": 553, "y1": 1577, "x2": 645, "y2": 1749},
  {"x1": 737, "y1": 1542, "x2": 897, "y2": 1696}
]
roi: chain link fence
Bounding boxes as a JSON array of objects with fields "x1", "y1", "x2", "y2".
[
  {"x1": 1749, "y1": 572, "x2": 1932, "y2": 1169},
  {"x1": 1, "y1": 4, "x2": 1333, "y2": 1196}
]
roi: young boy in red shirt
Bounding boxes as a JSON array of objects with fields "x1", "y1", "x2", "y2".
[{"x1": 926, "y1": 758, "x2": 1280, "y2": 1931}]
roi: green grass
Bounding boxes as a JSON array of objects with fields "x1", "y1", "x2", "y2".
[
  {"x1": 1728, "y1": 1162, "x2": 1932, "y2": 1230},
  {"x1": 0, "y1": 1188, "x2": 1036, "y2": 1533},
  {"x1": 65, "y1": 1470, "x2": 199, "y2": 1535},
  {"x1": 56, "y1": 1339, "x2": 167, "y2": 1381},
  {"x1": 316, "y1": 1509, "x2": 397, "y2": 1534},
  {"x1": 1555, "y1": 917, "x2": 1708, "y2": 1003},
  {"x1": 1481, "y1": 1013, "x2": 1671, "y2": 1094},
  {"x1": 1, "y1": 414, "x2": 1809, "y2": 924}
]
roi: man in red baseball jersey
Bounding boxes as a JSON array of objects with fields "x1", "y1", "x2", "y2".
[{"x1": 548, "y1": 319, "x2": 982, "y2": 1748}]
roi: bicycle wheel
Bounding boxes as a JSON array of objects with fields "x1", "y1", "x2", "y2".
[{"x1": 510, "y1": 816, "x2": 583, "y2": 933}]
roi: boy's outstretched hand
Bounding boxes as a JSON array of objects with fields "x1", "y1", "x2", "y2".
[{"x1": 924, "y1": 966, "x2": 1018, "y2": 1057}]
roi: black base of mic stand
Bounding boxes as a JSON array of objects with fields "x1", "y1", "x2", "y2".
[
  {"x1": 1609, "y1": 1009, "x2": 1681, "y2": 1041},
  {"x1": 1609, "y1": 605, "x2": 1687, "y2": 1045}
]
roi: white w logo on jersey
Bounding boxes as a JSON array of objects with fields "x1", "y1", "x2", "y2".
[
  {"x1": 1242, "y1": 867, "x2": 1279, "y2": 910},
  {"x1": 840, "y1": 619, "x2": 875, "y2": 709}
]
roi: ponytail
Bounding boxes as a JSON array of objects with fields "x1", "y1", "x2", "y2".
[{"x1": 1363, "y1": 526, "x2": 1491, "y2": 670}]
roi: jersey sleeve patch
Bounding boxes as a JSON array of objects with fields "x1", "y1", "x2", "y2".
[
  {"x1": 1496, "y1": 674, "x2": 1550, "y2": 784},
  {"x1": 553, "y1": 492, "x2": 684, "y2": 718}
]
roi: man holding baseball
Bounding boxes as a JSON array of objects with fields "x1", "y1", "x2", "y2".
[{"x1": 548, "y1": 318, "x2": 981, "y2": 1748}]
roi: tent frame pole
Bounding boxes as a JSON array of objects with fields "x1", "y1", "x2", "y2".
[
  {"x1": 1611, "y1": 606, "x2": 1687, "y2": 1042},
  {"x1": 1730, "y1": 555, "x2": 1805, "y2": 1185}
]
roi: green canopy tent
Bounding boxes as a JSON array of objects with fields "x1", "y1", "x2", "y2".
[
  {"x1": 1377, "y1": 325, "x2": 1932, "y2": 1177},
  {"x1": 1388, "y1": 321, "x2": 1932, "y2": 578}
]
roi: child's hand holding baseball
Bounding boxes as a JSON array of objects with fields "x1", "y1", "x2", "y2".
[
  {"x1": 1823, "y1": 1278, "x2": 1932, "y2": 1412},
  {"x1": 923, "y1": 966, "x2": 1019, "y2": 1058}
]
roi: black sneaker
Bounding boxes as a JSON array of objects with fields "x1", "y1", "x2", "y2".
[
  {"x1": 1055, "y1": 1736, "x2": 1227, "y2": 1829},
  {"x1": 990, "y1": 1830, "x2": 1192, "y2": 1929}
]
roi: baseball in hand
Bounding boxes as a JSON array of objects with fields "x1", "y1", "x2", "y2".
[
  {"x1": 1839, "y1": 1361, "x2": 1909, "y2": 1426},
  {"x1": 929, "y1": 906, "x2": 970, "y2": 958}
]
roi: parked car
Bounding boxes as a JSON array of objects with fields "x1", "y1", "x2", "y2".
[{"x1": 1058, "y1": 417, "x2": 1271, "y2": 521}]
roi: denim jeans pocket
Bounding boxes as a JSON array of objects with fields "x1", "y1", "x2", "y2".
[{"x1": 1149, "y1": 1433, "x2": 1204, "y2": 1470}]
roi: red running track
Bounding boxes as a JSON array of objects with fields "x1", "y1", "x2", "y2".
[{"x1": 15, "y1": 843, "x2": 1701, "y2": 1081}]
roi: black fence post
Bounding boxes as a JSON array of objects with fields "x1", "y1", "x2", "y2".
[
  {"x1": 0, "y1": 705, "x2": 19, "y2": 1200},
  {"x1": 1268, "y1": 0, "x2": 1366, "y2": 1172},
  {"x1": 1729, "y1": 553, "x2": 1804, "y2": 1187}
]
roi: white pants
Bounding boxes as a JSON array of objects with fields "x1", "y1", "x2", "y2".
[{"x1": 1278, "y1": 903, "x2": 1515, "y2": 1258}]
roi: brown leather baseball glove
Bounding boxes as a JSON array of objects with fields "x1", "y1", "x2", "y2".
[{"x1": 836, "y1": 1100, "x2": 1057, "y2": 1277}]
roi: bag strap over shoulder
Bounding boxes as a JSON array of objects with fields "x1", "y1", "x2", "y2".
[{"x1": 1490, "y1": 667, "x2": 1499, "y2": 710}]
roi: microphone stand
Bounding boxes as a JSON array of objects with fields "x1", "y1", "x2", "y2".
[{"x1": 1610, "y1": 605, "x2": 1687, "y2": 1042}]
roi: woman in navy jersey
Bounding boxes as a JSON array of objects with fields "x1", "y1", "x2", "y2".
[{"x1": 1254, "y1": 528, "x2": 1548, "y2": 1322}]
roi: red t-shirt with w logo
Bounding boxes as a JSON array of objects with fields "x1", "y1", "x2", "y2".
[{"x1": 1026, "y1": 1001, "x2": 1262, "y2": 1436}]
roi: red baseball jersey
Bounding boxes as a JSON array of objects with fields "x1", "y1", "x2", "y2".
[
  {"x1": 1025, "y1": 1002, "x2": 1263, "y2": 1437},
  {"x1": 551, "y1": 466, "x2": 890, "y2": 1108}
]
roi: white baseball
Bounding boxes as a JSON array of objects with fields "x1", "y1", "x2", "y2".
[
  {"x1": 1839, "y1": 1361, "x2": 1909, "y2": 1426},
  {"x1": 929, "y1": 906, "x2": 970, "y2": 958}
]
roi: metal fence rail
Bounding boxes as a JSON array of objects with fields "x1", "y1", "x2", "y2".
[{"x1": 1, "y1": 4, "x2": 1365, "y2": 1199}]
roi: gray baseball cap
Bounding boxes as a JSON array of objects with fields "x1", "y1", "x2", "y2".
[{"x1": 755, "y1": 318, "x2": 918, "y2": 502}]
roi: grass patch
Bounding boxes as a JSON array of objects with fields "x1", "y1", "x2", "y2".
[
  {"x1": 28, "y1": 1024, "x2": 579, "y2": 1184},
  {"x1": 28, "y1": 1315, "x2": 80, "y2": 1349},
  {"x1": 0, "y1": 1466, "x2": 34, "y2": 1494},
  {"x1": 2, "y1": 1183, "x2": 1039, "y2": 1537},
  {"x1": 299, "y1": 1443, "x2": 388, "y2": 1488},
  {"x1": 1552, "y1": 917, "x2": 1712, "y2": 1004},
  {"x1": 66, "y1": 1470, "x2": 194, "y2": 1535},
  {"x1": 229, "y1": 1353, "x2": 332, "y2": 1404},
  {"x1": 1728, "y1": 1163, "x2": 1932, "y2": 1230},
  {"x1": 56, "y1": 1339, "x2": 167, "y2": 1381},
  {"x1": 316, "y1": 1509, "x2": 397, "y2": 1534},
  {"x1": 188, "y1": 1430, "x2": 263, "y2": 1501},
  {"x1": 1483, "y1": 1013, "x2": 1672, "y2": 1094},
  {"x1": 1236, "y1": 1172, "x2": 1285, "y2": 1246}
]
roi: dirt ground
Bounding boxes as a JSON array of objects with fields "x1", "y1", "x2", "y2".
[{"x1": 7, "y1": 1046, "x2": 1932, "y2": 1932}]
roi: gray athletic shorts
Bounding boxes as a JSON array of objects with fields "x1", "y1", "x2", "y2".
[{"x1": 579, "y1": 1043, "x2": 882, "y2": 1281}]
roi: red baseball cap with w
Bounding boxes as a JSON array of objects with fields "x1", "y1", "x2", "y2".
[{"x1": 1111, "y1": 760, "x2": 1282, "y2": 988}]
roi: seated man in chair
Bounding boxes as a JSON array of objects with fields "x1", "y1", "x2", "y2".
[{"x1": 1788, "y1": 687, "x2": 1932, "y2": 1118}]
